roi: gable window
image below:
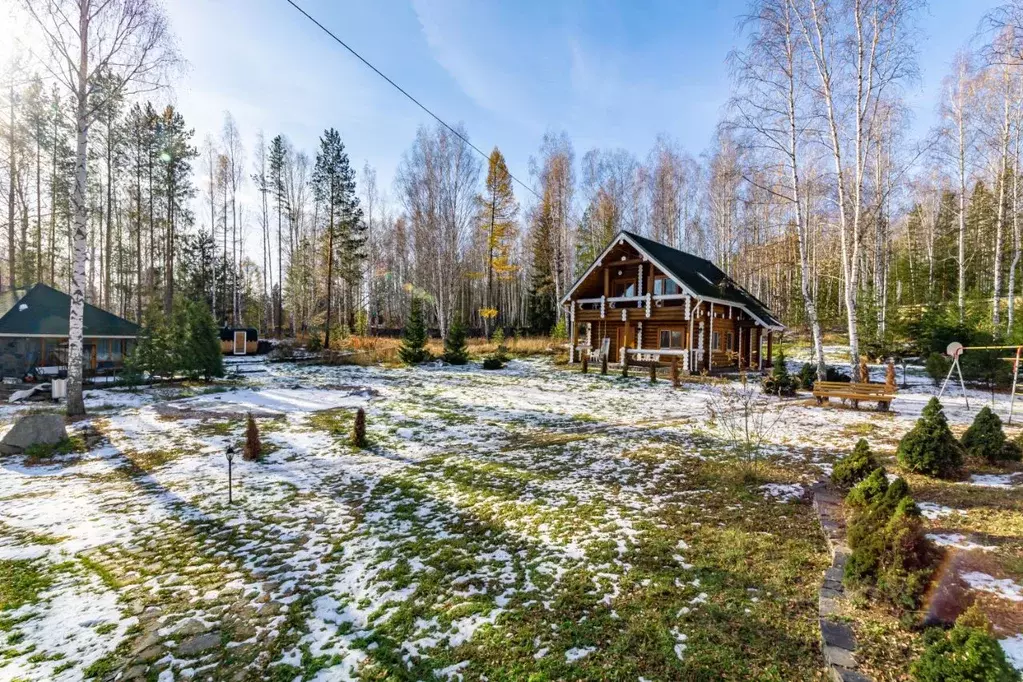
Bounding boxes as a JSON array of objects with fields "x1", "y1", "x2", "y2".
[
  {"x1": 653, "y1": 276, "x2": 680, "y2": 296},
  {"x1": 659, "y1": 329, "x2": 683, "y2": 349}
]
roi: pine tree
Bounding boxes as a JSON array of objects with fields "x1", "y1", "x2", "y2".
[
  {"x1": 399, "y1": 296, "x2": 429, "y2": 365},
  {"x1": 312, "y1": 128, "x2": 362, "y2": 350},
  {"x1": 269, "y1": 134, "x2": 288, "y2": 337},
  {"x1": 443, "y1": 316, "x2": 469, "y2": 365},
  {"x1": 897, "y1": 398, "x2": 964, "y2": 478}
]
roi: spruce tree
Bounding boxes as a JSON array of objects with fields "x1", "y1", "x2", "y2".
[
  {"x1": 443, "y1": 316, "x2": 469, "y2": 365},
  {"x1": 399, "y1": 297, "x2": 429, "y2": 365},
  {"x1": 527, "y1": 200, "x2": 557, "y2": 334},
  {"x1": 186, "y1": 301, "x2": 225, "y2": 381},
  {"x1": 897, "y1": 398, "x2": 963, "y2": 479}
]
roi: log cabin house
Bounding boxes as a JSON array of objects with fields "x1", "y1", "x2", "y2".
[
  {"x1": 0, "y1": 283, "x2": 140, "y2": 379},
  {"x1": 562, "y1": 231, "x2": 784, "y2": 373}
]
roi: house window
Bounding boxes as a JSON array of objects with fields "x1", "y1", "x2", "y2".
[
  {"x1": 726, "y1": 331, "x2": 734, "y2": 352},
  {"x1": 659, "y1": 329, "x2": 683, "y2": 349},
  {"x1": 712, "y1": 331, "x2": 721, "y2": 350},
  {"x1": 653, "y1": 277, "x2": 680, "y2": 296},
  {"x1": 613, "y1": 280, "x2": 636, "y2": 298}
]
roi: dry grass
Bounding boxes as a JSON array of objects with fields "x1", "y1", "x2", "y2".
[{"x1": 320, "y1": 335, "x2": 562, "y2": 366}]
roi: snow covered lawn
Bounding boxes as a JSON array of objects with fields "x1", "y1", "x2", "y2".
[{"x1": 0, "y1": 356, "x2": 1018, "y2": 680}]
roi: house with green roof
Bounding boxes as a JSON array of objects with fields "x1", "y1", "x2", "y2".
[
  {"x1": 0, "y1": 283, "x2": 140, "y2": 379},
  {"x1": 561, "y1": 231, "x2": 784, "y2": 373}
]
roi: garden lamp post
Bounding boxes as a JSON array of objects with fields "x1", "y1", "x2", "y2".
[{"x1": 225, "y1": 445, "x2": 235, "y2": 505}]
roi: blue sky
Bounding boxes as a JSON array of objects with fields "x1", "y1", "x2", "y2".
[{"x1": 167, "y1": 0, "x2": 1002, "y2": 210}]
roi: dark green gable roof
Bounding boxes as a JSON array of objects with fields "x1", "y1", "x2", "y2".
[
  {"x1": 0, "y1": 284, "x2": 140, "y2": 337},
  {"x1": 622, "y1": 231, "x2": 783, "y2": 328},
  {"x1": 564, "y1": 231, "x2": 784, "y2": 329}
]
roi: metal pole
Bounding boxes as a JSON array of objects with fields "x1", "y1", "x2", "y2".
[
  {"x1": 955, "y1": 355, "x2": 969, "y2": 410},
  {"x1": 938, "y1": 356, "x2": 957, "y2": 400},
  {"x1": 228, "y1": 458, "x2": 233, "y2": 505},
  {"x1": 1011, "y1": 346, "x2": 1021, "y2": 425}
]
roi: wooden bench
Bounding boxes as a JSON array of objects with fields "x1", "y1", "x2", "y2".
[{"x1": 813, "y1": 381, "x2": 896, "y2": 411}]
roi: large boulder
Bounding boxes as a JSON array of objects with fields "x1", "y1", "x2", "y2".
[{"x1": 0, "y1": 413, "x2": 68, "y2": 454}]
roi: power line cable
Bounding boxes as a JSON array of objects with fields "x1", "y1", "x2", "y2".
[{"x1": 283, "y1": 0, "x2": 540, "y2": 200}]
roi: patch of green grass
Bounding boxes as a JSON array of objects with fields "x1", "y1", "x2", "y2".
[
  {"x1": 23, "y1": 435, "x2": 86, "y2": 463},
  {"x1": 79, "y1": 555, "x2": 123, "y2": 591},
  {"x1": 0, "y1": 560, "x2": 53, "y2": 611},
  {"x1": 307, "y1": 408, "x2": 354, "y2": 439}
]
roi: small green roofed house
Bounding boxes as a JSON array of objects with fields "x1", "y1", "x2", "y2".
[{"x1": 0, "y1": 283, "x2": 140, "y2": 379}]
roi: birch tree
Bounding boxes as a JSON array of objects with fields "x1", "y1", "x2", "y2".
[{"x1": 22, "y1": 0, "x2": 177, "y2": 416}]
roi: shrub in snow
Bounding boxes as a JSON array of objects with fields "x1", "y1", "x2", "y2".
[
  {"x1": 911, "y1": 606, "x2": 1019, "y2": 682},
  {"x1": 352, "y1": 407, "x2": 367, "y2": 448},
  {"x1": 885, "y1": 360, "x2": 897, "y2": 392},
  {"x1": 186, "y1": 301, "x2": 225, "y2": 381},
  {"x1": 831, "y1": 439, "x2": 879, "y2": 490},
  {"x1": 897, "y1": 398, "x2": 963, "y2": 479},
  {"x1": 244, "y1": 413, "x2": 261, "y2": 461},
  {"x1": 442, "y1": 317, "x2": 469, "y2": 365},
  {"x1": 961, "y1": 406, "x2": 1021, "y2": 462},
  {"x1": 482, "y1": 355, "x2": 504, "y2": 370},
  {"x1": 399, "y1": 297, "x2": 430, "y2": 365},
  {"x1": 761, "y1": 350, "x2": 796, "y2": 396},
  {"x1": 482, "y1": 329, "x2": 509, "y2": 369},
  {"x1": 306, "y1": 335, "x2": 323, "y2": 352},
  {"x1": 857, "y1": 355, "x2": 870, "y2": 383}
]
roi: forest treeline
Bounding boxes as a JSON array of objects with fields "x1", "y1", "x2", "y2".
[{"x1": 5, "y1": 0, "x2": 1023, "y2": 374}]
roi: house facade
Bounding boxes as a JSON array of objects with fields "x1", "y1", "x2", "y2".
[
  {"x1": 0, "y1": 283, "x2": 140, "y2": 378},
  {"x1": 561, "y1": 231, "x2": 784, "y2": 373}
]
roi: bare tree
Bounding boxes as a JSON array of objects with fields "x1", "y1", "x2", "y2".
[
  {"x1": 789, "y1": 0, "x2": 920, "y2": 371},
  {"x1": 22, "y1": 0, "x2": 177, "y2": 416},
  {"x1": 222, "y1": 111, "x2": 243, "y2": 326},
  {"x1": 729, "y1": 0, "x2": 827, "y2": 379}
]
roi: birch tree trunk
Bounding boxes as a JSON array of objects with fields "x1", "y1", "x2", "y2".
[{"x1": 66, "y1": 6, "x2": 91, "y2": 417}]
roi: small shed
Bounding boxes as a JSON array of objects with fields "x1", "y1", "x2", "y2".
[
  {"x1": 0, "y1": 283, "x2": 140, "y2": 379},
  {"x1": 220, "y1": 327, "x2": 258, "y2": 355}
]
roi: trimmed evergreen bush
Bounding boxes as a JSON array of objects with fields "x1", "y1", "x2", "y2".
[
  {"x1": 482, "y1": 356, "x2": 504, "y2": 370},
  {"x1": 845, "y1": 475, "x2": 935, "y2": 609},
  {"x1": 912, "y1": 607, "x2": 1019, "y2": 682},
  {"x1": 399, "y1": 297, "x2": 430, "y2": 365},
  {"x1": 961, "y1": 406, "x2": 1020, "y2": 462},
  {"x1": 762, "y1": 350, "x2": 796, "y2": 396},
  {"x1": 896, "y1": 398, "x2": 963, "y2": 479},
  {"x1": 832, "y1": 439, "x2": 879, "y2": 490},
  {"x1": 845, "y1": 467, "x2": 889, "y2": 509},
  {"x1": 244, "y1": 413, "x2": 261, "y2": 461},
  {"x1": 443, "y1": 317, "x2": 469, "y2": 365},
  {"x1": 352, "y1": 407, "x2": 367, "y2": 448}
]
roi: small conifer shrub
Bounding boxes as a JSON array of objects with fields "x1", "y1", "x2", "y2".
[
  {"x1": 896, "y1": 398, "x2": 964, "y2": 479},
  {"x1": 845, "y1": 475, "x2": 935, "y2": 609},
  {"x1": 911, "y1": 606, "x2": 1019, "y2": 682},
  {"x1": 352, "y1": 408, "x2": 367, "y2": 448},
  {"x1": 961, "y1": 406, "x2": 1022, "y2": 462},
  {"x1": 845, "y1": 467, "x2": 889, "y2": 509},
  {"x1": 762, "y1": 350, "x2": 796, "y2": 396},
  {"x1": 399, "y1": 297, "x2": 430, "y2": 365},
  {"x1": 244, "y1": 413, "x2": 261, "y2": 461},
  {"x1": 832, "y1": 439, "x2": 879, "y2": 490},
  {"x1": 442, "y1": 317, "x2": 469, "y2": 365}
]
